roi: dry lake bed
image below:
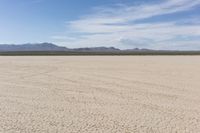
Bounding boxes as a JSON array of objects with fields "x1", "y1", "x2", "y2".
[{"x1": 0, "y1": 56, "x2": 200, "y2": 133}]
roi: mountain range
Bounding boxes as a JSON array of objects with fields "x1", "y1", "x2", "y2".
[{"x1": 0, "y1": 43, "x2": 150, "y2": 52}]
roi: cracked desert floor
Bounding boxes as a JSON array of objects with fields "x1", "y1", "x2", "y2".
[{"x1": 0, "y1": 56, "x2": 200, "y2": 133}]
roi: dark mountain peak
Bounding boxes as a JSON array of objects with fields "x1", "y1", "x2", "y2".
[
  {"x1": 21, "y1": 43, "x2": 58, "y2": 47},
  {"x1": 0, "y1": 43, "x2": 68, "y2": 51}
]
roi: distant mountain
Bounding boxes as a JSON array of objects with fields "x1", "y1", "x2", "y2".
[
  {"x1": 124, "y1": 48, "x2": 153, "y2": 51},
  {"x1": 71, "y1": 47, "x2": 120, "y2": 52},
  {"x1": 0, "y1": 43, "x2": 151, "y2": 52},
  {"x1": 0, "y1": 43, "x2": 68, "y2": 51}
]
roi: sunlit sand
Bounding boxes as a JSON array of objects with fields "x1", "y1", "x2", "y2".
[{"x1": 0, "y1": 56, "x2": 200, "y2": 132}]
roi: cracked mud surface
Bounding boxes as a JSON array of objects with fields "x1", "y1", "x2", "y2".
[{"x1": 0, "y1": 56, "x2": 200, "y2": 133}]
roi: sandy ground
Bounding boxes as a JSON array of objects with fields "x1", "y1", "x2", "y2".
[{"x1": 0, "y1": 56, "x2": 200, "y2": 133}]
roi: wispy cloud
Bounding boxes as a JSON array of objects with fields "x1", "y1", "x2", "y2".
[{"x1": 53, "y1": 0, "x2": 200, "y2": 50}]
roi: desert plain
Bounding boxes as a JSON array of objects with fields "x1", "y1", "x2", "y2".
[{"x1": 0, "y1": 56, "x2": 200, "y2": 133}]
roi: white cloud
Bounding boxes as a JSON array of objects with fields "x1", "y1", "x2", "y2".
[{"x1": 53, "y1": 0, "x2": 200, "y2": 50}]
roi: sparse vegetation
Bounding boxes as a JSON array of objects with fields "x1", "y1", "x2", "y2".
[{"x1": 0, "y1": 51, "x2": 200, "y2": 56}]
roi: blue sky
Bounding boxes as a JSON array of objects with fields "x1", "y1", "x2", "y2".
[{"x1": 0, "y1": 0, "x2": 200, "y2": 50}]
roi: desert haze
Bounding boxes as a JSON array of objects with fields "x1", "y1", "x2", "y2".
[{"x1": 0, "y1": 56, "x2": 200, "y2": 132}]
